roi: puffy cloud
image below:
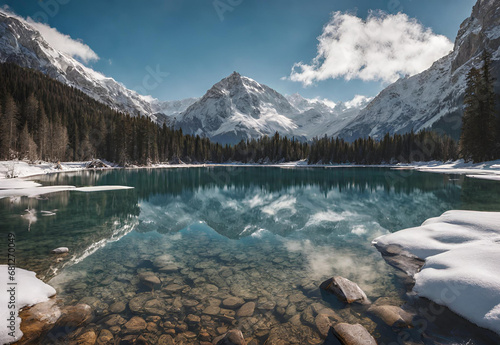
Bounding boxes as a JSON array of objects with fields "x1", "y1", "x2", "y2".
[
  {"x1": 0, "y1": 7, "x2": 99, "y2": 64},
  {"x1": 344, "y1": 95, "x2": 373, "y2": 109},
  {"x1": 288, "y1": 11, "x2": 453, "y2": 86}
]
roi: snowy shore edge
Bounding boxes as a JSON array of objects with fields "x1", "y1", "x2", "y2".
[
  {"x1": 1, "y1": 159, "x2": 500, "y2": 181},
  {"x1": 0, "y1": 266, "x2": 56, "y2": 343},
  {"x1": 373, "y1": 210, "x2": 500, "y2": 336}
]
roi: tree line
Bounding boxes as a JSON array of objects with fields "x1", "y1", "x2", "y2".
[
  {"x1": 459, "y1": 51, "x2": 500, "y2": 162},
  {"x1": 0, "y1": 61, "x2": 496, "y2": 166}
]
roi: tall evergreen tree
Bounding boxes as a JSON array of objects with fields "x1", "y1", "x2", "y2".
[
  {"x1": 478, "y1": 50, "x2": 497, "y2": 161},
  {"x1": 0, "y1": 94, "x2": 18, "y2": 159},
  {"x1": 19, "y1": 123, "x2": 38, "y2": 161},
  {"x1": 460, "y1": 51, "x2": 497, "y2": 162}
]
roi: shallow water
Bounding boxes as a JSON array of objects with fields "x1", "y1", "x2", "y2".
[{"x1": 2, "y1": 167, "x2": 500, "y2": 344}]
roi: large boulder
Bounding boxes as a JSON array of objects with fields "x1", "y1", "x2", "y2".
[
  {"x1": 332, "y1": 323, "x2": 377, "y2": 345},
  {"x1": 320, "y1": 277, "x2": 369, "y2": 304}
]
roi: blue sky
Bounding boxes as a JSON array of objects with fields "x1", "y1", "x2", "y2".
[{"x1": 2, "y1": 0, "x2": 476, "y2": 102}]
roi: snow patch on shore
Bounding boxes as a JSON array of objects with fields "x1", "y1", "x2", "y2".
[
  {"x1": 401, "y1": 159, "x2": 500, "y2": 179},
  {"x1": 0, "y1": 185, "x2": 133, "y2": 199},
  {"x1": 0, "y1": 161, "x2": 89, "y2": 179},
  {"x1": 0, "y1": 266, "x2": 56, "y2": 344},
  {"x1": 373, "y1": 210, "x2": 500, "y2": 335}
]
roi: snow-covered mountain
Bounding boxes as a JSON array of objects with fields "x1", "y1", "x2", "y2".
[
  {"x1": 170, "y1": 72, "x2": 301, "y2": 143},
  {"x1": 335, "y1": 0, "x2": 500, "y2": 141},
  {"x1": 0, "y1": 10, "x2": 197, "y2": 121},
  {"x1": 169, "y1": 72, "x2": 368, "y2": 144},
  {"x1": 286, "y1": 93, "x2": 372, "y2": 139}
]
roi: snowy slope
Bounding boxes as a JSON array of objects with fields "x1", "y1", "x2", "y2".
[
  {"x1": 373, "y1": 210, "x2": 500, "y2": 336},
  {"x1": 336, "y1": 0, "x2": 500, "y2": 141},
  {"x1": 0, "y1": 10, "x2": 197, "y2": 121},
  {"x1": 286, "y1": 93, "x2": 372, "y2": 139}
]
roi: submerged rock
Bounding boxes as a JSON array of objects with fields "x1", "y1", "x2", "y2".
[
  {"x1": 236, "y1": 302, "x2": 255, "y2": 317},
  {"x1": 18, "y1": 298, "x2": 61, "y2": 343},
  {"x1": 56, "y1": 304, "x2": 92, "y2": 328},
  {"x1": 51, "y1": 247, "x2": 69, "y2": 254},
  {"x1": 109, "y1": 301, "x2": 126, "y2": 314},
  {"x1": 73, "y1": 330, "x2": 97, "y2": 345},
  {"x1": 104, "y1": 314, "x2": 127, "y2": 327},
  {"x1": 367, "y1": 305, "x2": 413, "y2": 328},
  {"x1": 124, "y1": 316, "x2": 147, "y2": 334},
  {"x1": 222, "y1": 296, "x2": 245, "y2": 309},
  {"x1": 185, "y1": 314, "x2": 201, "y2": 324},
  {"x1": 315, "y1": 312, "x2": 340, "y2": 338},
  {"x1": 158, "y1": 334, "x2": 175, "y2": 345},
  {"x1": 320, "y1": 277, "x2": 369, "y2": 304},
  {"x1": 203, "y1": 305, "x2": 221, "y2": 315},
  {"x1": 96, "y1": 329, "x2": 114, "y2": 345},
  {"x1": 129, "y1": 293, "x2": 153, "y2": 313},
  {"x1": 138, "y1": 272, "x2": 161, "y2": 289},
  {"x1": 265, "y1": 322, "x2": 322, "y2": 345},
  {"x1": 143, "y1": 298, "x2": 167, "y2": 316},
  {"x1": 332, "y1": 323, "x2": 377, "y2": 345},
  {"x1": 214, "y1": 329, "x2": 246, "y2": 345}
]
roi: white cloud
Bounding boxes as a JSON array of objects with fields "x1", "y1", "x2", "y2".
[
  {"x1": 344, "y1": 95, "x2": 373, "y2": 109},
  {"x1": 0, "y1": 7, "x2": 99, "y2": 64},
  {"x1": 288, "y1": 11, "x2": 453, "y2": 86}
]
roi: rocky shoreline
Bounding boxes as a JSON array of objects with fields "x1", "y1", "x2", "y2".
[
  {"x1": 12, "y1": 239, "x2": 500, "y2": 345},
  {"x1": 15, "y1": 275, "x2": 412, "y2": 345}
]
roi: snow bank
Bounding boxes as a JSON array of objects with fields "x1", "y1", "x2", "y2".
[
  {"x1": 74, "y1": 186, "x2": 134, "y2": 192},
  {"x1": 0, "y1": 266, "x2": 56, "y2": 344},
  {"x1": 373, "y1": 210, "x2": 500, "y2": 335},
  {"x1": 0, "y1": 185, "x2": 133, "y2": 199},
  {"x1": 0, "y1": 161, "x2": 89, "y2": 179},
  {"x1": 403, "y1": 159, "x2": 500, "y2": 179},
  {"x1": 466, "y1": 174, "x2": 500, "y2": 181}
]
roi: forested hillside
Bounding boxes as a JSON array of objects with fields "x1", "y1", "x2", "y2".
[{"x1": 0, "y1": 63, "x2": 460, "y2": 165}]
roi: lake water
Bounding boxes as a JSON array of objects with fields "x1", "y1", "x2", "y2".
[{"x1": 2, "y1": 167, "x2": 500, "y2": 344}]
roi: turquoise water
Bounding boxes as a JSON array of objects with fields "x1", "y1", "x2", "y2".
[{"x1": 2, "y1": 167, "x2": 500, "y2": 344}]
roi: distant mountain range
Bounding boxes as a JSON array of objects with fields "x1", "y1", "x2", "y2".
[
  {"x1": 166, "y1": 72, "x2": 371, "y2": 143},
  {"x1": 0, "y1": 0, "x2": 498, "y2": 144}
]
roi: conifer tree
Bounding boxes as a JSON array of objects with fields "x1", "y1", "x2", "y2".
[
  {"x1": 0, "y1": 94, "x2": 18, "y2": 159},
  {"x1": 460, "y1": 51, "x2": 497, "y2": 162},
  {"x1": 19, "y1": 123, "x2": 38, "y2": 161}
]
